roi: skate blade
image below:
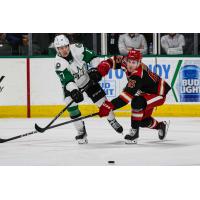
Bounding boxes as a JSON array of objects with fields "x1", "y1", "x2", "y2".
[
  {"x1": 77, "y1": 138, "x2": 88, "y2": 144},
  {"x1": 163, "y1": 120, "x2": 170, "y2": 140},
  {"x1": 125, "y1": 139, "x2": 138, "y2": 144}
]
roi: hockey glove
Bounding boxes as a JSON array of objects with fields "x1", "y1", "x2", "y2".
[
  {"x1": 99, "y1": 100, "x2": 114, "y2": 117},
  {"x1": 97, "y1": 58, "x2": 113, "y2": 77},
  {"x1": 88, "y1": 68, "x2": 102, "y2": 82},
  {"x1": 70, "y1": 89, "x2": 84, "y2": 103}
]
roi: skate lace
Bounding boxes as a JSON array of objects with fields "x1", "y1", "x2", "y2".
[{"x1": 129, "y1": 129, "x2": 137, "y2": 136}]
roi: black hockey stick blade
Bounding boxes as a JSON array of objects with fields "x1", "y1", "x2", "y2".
[
  {"x1": 34, "y1": 101, "x2": 73, "y2": 133},
  {"x1": 35, "y1": 123, "x2": 46, "y2": 133},
  {"x1": 34, "y1": 84, "x2": 91, "y2": 133}
]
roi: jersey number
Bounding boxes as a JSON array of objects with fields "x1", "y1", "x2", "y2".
[{"x1": 59, "y1": 72, "x2": 65, "y2": 80}]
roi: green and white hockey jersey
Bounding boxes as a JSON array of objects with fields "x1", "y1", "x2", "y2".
[{"x1": 54, "y1": 43, "x2": 98, "y2": 92}]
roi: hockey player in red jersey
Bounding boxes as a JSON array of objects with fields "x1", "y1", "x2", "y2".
[{"x1": 96, "y1": 49, "x2": 171, "y2": 144}]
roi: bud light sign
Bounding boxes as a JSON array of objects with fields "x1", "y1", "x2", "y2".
[
  {"x1": 179, "y1": 65, "x2": 200, "y2": 102},
  {"x1": 100, "y1": 80, "x2": 116, "y2": 97}
]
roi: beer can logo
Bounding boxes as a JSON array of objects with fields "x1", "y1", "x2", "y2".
[{"x1": 179, "y1": 65, "x2": 200, "y2": 102}]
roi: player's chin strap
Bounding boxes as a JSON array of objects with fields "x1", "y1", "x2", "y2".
[
  {"x1": 0, "y1": 112, "x2": 99, "y2": 143},
  {"x1": 34, "y1": 82, "x2": 93, "y2": 133}
]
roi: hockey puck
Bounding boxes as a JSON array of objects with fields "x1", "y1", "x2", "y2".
[{"x1": 108, "y1": 160, "x2": 115, "y2": 164}]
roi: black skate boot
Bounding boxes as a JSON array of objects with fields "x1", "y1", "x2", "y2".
[
  {"x1": 108, "y1": 119, "x2": 123, "y2": 134},
  {"x1": 124, "y1": 128, "x2": 139, "y2": 144},
  {"x1": 157, "y1": 121, "x2": 169, "y2": 140},
  {"x1": 75, "y1": 122, "x2": 88, "y2": 144}
]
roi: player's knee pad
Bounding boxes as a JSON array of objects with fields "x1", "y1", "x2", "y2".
[
  {"x1": 131, "y1": 96, "x2": 147, "y2": 110},
  {"x1": 67, "y1": 105, "x2": 81, "y2": 119}
]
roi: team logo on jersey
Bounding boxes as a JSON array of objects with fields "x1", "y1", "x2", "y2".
[
  {"x1": 73, "y1": 66, "x2": 85, "y2": 79},
  {"x1": 128, "y1": 79, "x2": 136, "y2": 88}
]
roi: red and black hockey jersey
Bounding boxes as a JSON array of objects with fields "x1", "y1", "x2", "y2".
[{"x1": 110, "y1": 56, "x2": 171, "y2": 109}]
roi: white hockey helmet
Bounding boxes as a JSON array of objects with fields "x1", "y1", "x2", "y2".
[{"x1": 54, "y1": 34, "x2": 70, "y2": 52}]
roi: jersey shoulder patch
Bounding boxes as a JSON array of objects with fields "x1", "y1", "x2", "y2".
[
  {"x1": 54, "y1": 56, "x2": 69, "y2": 71},
  {"x1": 55, "y1": 62, "x2": 61, "y2": 70}
]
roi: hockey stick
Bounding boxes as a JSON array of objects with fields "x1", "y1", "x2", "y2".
[
  {"x1": 0, "y1": 112, "x2": 99, "y2": 143},
  {"x1": 34, "y1": 99, "x2": 74, "y2": 133},
  {"x1": 34, "y1": 84, "x2": 90, "y2": 133}
]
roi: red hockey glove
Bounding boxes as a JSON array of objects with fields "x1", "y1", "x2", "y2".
[
  {"x1": 99, "y1": 100, "x2": 114, "y2": 117},
  {"x1": 97, "y1": 58, "x2": 113, "y2": 77}
]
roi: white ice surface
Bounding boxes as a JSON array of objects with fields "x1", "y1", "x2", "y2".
[{"x1": 0, "y1": 117, "x2": 199, "y2": 166}]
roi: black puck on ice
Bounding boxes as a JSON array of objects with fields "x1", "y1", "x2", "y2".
[{"x1": 108, "y1": 160, "x2": 115, "y2": 164}]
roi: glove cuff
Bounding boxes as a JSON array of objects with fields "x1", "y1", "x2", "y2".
[{"x1": 66, "y1": 81, "x2": 79, "y2": 92}]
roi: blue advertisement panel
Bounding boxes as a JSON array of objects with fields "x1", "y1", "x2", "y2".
[{"x1": 92, "y1": 57, "x2": 200, "y2": 103}]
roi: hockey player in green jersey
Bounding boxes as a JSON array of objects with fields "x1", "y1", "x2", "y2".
[{"x1": 54, "y1": 34, "x2": 123, "y2": 144}]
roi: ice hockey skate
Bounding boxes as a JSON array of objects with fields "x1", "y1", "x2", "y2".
[
  {"x1": 75, "y1": 123, "x2": 88, "y2": 144},
  {"x1": 157, "y1": 121, "x2": 170, "y2": 140},
  {"x1": 124, "y1": 128, "x2": 139, "y2": 144}
]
